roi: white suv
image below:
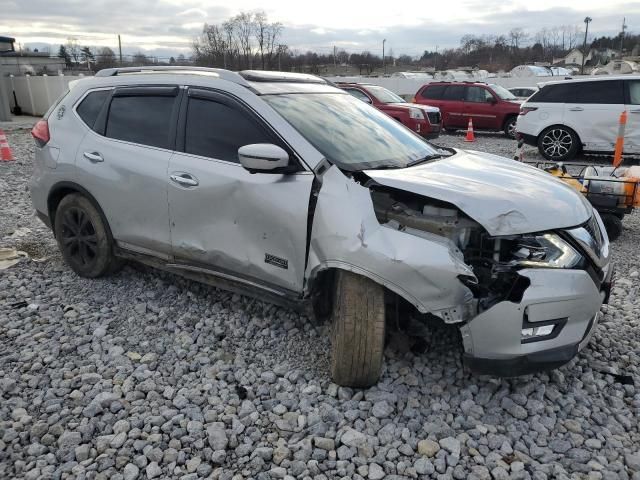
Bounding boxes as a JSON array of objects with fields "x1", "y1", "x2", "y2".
[{"x1": 516, "y1": 76, "x2": 640, "y2": 161}]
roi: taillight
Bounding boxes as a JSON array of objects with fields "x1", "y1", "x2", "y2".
[
  {"x1": 520, "y1": 106, "x2": 538, "y2": 116},
  {"x1": 31, "y1": 119, "x2": 50, "y2": 147}
]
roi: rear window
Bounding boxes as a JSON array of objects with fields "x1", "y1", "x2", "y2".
[
  {"x1": 421, "y1": 85, "x2": 446, "y2": 100},
  {"x1": 76, "y1": 90, "x2": 109, "y2": 130},
  {"x1": 571, "y1": 80, "x2": 624, "y2": 104},
  {"x1": 106, "y1": 96, "x2": 175, "y2": 149},
  {"x1": 442, "y1": 85, "x2": 465, "y2": 101}
]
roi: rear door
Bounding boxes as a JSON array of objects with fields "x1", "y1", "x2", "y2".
[
  {"x1": 625, "y1": 79, "x2": 640, "y2": 153},
  {"x1": 167, "y1": 88, "x2": 313, "y2": 293},
  {"x1": 463, "y1": 85, "x2": 498, "y2": 129},
  {"x1": 563, "y1": 80, "x2": 625, "y2": 152},
  {"x1": 74, "y1": 86, "x2": 179, "y2": 258},
  {"x1": 439, "y1": 85, "x2": 466, "y2": 127}
]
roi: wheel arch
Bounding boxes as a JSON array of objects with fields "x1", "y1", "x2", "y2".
[
  {"x1": 502, "y1": 113, "x2": 518, "y2": 130},
  {"x1": 47, "y1": 182, "x2": 114, "y2": 240}
]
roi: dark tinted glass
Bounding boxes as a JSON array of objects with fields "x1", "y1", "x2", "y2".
[
  {"x1": 465, "y1": 86, "x2": 492, "y2": 102},
  {"x1": 571, "y1": 80, "x2": 624, "y2": 104},
  {"x1": 442, "y1": 85, "x2": 465, "y2": 101},
  {"x1": 106, "y1": 96, "x2": 175, "y2": 148},
  {"x1": 344, "y1": 88, "x2": 371, "y2": 103},
  {"x1": 185, "y1": 98, "x2": 272, "y2": 162},
  {"x1": 529, "y1": 83, "x2": 575, "y2": 103},
  {"x1": 629, "y1": 80, "x2": 640, "y2": 105},
  {"x1": 77, "y1": 90, "x2": 109, "y2": 130},
  {"x1": 421, "y1": 85, "x2": 446, "y2": 99}
]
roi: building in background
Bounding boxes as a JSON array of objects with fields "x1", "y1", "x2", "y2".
[{"x1": 0, "y1": 35, "x2": 66, "y2": 75}]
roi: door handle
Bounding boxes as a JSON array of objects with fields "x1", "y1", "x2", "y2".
[
  {"x1": 83, "y1": 151, "x2": 104, "y2": 163},
  {"x1": 568, "y1": 107, "x2": 584, "y2": 112},
  {"x1": 170, "y1": 173, "x2": 199, "y2": 187}
]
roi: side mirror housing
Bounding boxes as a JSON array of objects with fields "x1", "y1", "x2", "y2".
[
  {"x1": 487, "y1": 96, "x2": 497, "y2": 104},
  {"x1": 238, "y1": 144, "x2": 291, "y2": 173}
]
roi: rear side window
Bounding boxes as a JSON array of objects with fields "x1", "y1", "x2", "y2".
[
  {"x1": 344, "y1": 88, "x2": 371, "y2": 103},
  {"x1": 77, "y1": 90, "x2": 109, "y2": 130},
  {"x1": 629, "y1": 81, "x2": 640, "y2": 105},
  {"x1": 442, "y1": 85, "x2": 465, "y2": 101},
  {"x1": 528, "y1": 83, "x2": 574, "y2": 103},
  {"x1": 106, "y1": 96, "x2": 175, "y2": 149},
  {"x1": 570, "y1": 81, "x2": 624, "y2": 104},
  {"x1": 421, "y1": 85, "x2": 446, "y2": 99},
  {"x1": 465, "y1": 86, "x2": 493, "y2": 103},
  {"x1": 184, "y1": 97, "x2": 273, "y2": 162}
]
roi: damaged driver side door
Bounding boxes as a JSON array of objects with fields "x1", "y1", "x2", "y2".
[{"x1": 168, "y1": 88, "x2": 314, "y2": 294}]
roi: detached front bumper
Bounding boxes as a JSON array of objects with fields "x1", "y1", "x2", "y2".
[{"x1": 461, "y1": 267, "x2": 612, "y2": 377}]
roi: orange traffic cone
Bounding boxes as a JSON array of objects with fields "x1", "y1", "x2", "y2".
[
  {"x1": 464, "y1": 118, "x2": 475, "y2": 142},
  {"x1": 0, "y1": 129, "x2": 14, "y2": 161}
]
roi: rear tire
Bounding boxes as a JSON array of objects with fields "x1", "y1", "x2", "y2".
[
  {"x1": 330, "y1": 271, "x2": 385, "y2": 388},
  {"x1": 538, "y1": 126, "x2": 579, "y2": 161},
  {"x1": 54, "y1": 194, "x2": 122, "y2": 278},
  {"x1": 601, "y1": 213, "x2": 623, "y2": 241}
]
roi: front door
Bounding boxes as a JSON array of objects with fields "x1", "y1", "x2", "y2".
[
  {"x1": 168, "y1": 88, "x2": 314, "y2": 293},
  {"x1": 625, "y1": 79, "x2": 640, "y2": 154},
  {"x1": 463, "y1": 86, "x2": 498, "y2": 129}
]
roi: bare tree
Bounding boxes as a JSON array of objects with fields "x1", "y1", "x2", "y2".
[
  {"x1": 509, "y1": 28, "x2": 528, "y2": 50},
  {"x1": 234, "y1": 12, "x2": 255, "y2": 69},
  {"x1": 66, "y1": 37, "x2": 80, "y2": 65}
]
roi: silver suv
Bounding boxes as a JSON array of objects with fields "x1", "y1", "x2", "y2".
[{"x1": 30, "y1": 67, "x2": 613, "y2": 387}]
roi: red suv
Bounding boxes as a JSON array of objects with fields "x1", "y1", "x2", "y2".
[
  {"x1": 413, "y1": 82, "x2": 521, "y2": 138},
  {"x1": 337, "y1": 83, "x2": 441, "y2": 138}
]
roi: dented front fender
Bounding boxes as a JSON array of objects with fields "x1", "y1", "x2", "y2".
[{"x1": 306, "y1": 166, "x2": 476, "y2": 322}]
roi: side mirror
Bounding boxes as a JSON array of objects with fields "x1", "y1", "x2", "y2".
[
  {"x1": 238, "y1": 144, "x2": 290, "y2": 173},
  {"x1": 486, "y1": 96, "x2": 497, "y2": 104},
  {"x1": 363, "y1": 96, "x2": 373, "y2": 104}
]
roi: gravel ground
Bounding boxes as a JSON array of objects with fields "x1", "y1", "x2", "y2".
[{"x1": 1, "y1": 128, "x2": 640, "y2": 480}]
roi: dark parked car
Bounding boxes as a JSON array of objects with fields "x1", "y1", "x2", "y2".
[
  {"x1": 337, "y1": 82, "x2": 441, "y2": 138},
  {"x1": 414, "y1": 81, "x2": 521, "y2": 137}
]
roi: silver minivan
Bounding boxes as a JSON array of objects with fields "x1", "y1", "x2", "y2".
[{"x1": 31, "y1": 67, "x2": 613, "y2": 387}]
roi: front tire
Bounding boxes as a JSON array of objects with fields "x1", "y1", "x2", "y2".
[
  {"x1": 601, "y1": 213, "x2": 623, "y2": 241},
  {"x1": 504, "y1": 117, "x2": 517, "y2": 138},
  {"x1": 330, "y1": 271, "x2": 385, "y2": 388},
  {"x1": 54, "y1": 194, "x2": 122, "y2": 278},
  {"x1": 538, "y1": 126, "x2": 579, "y2": 161}
]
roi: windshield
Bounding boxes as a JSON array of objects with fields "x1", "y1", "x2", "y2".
[
  {"x1": 366, "y1": 86, "x2": 406, "y2": 104},
  {"x1": 490, "y1": 84, "x2": 518, "y2": 101},
  {"x1": 264, "y1": 93, "x2": 440, "y2": 171}
]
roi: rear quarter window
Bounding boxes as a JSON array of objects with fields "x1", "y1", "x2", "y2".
[
  {"x1": 76, "y1": 90, "x2": 110, "y2": 130},
  {"x1": 528, "y1": 83, "x2": 574, "y2": 103}
]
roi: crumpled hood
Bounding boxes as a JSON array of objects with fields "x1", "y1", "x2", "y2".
[{"x1": 365, "y1": 149, "x2": 592, "y2": 236}]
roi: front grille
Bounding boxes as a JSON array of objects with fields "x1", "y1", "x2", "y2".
[{"x1": 427, "y1": 111, "x2": 441, "y2": 125}]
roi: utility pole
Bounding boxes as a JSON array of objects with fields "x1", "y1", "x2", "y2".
[
  {"x1": 382, "y1": 39, "x2": 386, "y2": 75},
  {"x1": 435, "y1": 45, "x2": 438, "y2": 71},
  {"x1": 118, "y1": 35, "x2": 123, "y2": 65},
  {"x1": 620, "y1": 17, "x2": 627, "y2": 54},
  {"x1": 581, "y1": 16, "x2": 592, "y2": 75},
  {"x1": 333, "y1": 46, "x2": 337, "y2": 73}
]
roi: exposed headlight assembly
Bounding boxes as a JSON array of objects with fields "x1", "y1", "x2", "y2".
[
  {"x1": 510, "y1": 233, "x2": 581, "y2": 269},
  {"x1": 409, "y1": 107, "x2": 425, "y2": 120}
]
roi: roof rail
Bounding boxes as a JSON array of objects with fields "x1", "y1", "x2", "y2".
[
  {"x1": 239, "y1": 70, "x2": 330, "y2": 84},
  {"x1": 94, "y1": 66, "x2": 250, "y2": 86}
]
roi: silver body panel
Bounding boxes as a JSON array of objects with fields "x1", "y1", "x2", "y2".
[{"x1": 30, "y1": 68, "x2": 611, "y2": 370}]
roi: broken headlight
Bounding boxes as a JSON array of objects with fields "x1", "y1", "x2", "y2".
[
  {"x1": 510, "y1": 234, "x2": 581, "y2": 269},
  {"x1": 409, "y1": 107, "x2": 425, "y2": 120}
]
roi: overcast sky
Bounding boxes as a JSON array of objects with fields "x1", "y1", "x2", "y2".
[{"x1": 2, "y1": 0, "x2": 638, "y2": 59}]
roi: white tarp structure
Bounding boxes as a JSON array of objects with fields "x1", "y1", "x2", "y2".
[
  {"x1": 510, "y1": 65, "x2": 553, "y2": 78},
  {"x1": 391, "y1": 71, "x2": 433, "y2": 79},
  {"x1": 433, "y1": 70, "x2": 472, "y2": 81},
  {"x1": 592, "y1": 60, "x2": 639, "y2": 75}
]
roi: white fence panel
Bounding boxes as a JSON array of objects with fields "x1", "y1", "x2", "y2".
[{"x1": 2, "y1": 74, "x2": 87, "y2": 116}]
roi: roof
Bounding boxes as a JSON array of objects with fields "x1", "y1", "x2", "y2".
[
  {"x1": 539, "y1": 75, "x2": 637, "y2": 87},
  {"x1": 0, "y1": 36, "x2": 16, "y2": 43}
]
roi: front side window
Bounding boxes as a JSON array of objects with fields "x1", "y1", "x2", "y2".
[
  {"x1": 106, "y1": 95, "x2": 175, "y2": 148},
  {"x1": 629, "y1": 81, "x2": 640, "y2": 105},
  {"x1": 77, "y1": 90, "x2": 110, "y2": 130},
  {"x1": 465, "y1": 86, "x2": 493, "y2": 103},
  {"x1": 184, "y1": 97, "x2": 273, "y2": 162},
  {"x1": 264, "y1": 93, "x2": 440, "y2": 171}
]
